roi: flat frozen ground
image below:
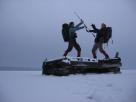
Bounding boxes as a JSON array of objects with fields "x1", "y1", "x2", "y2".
[{"x1": 0, "y1": 70, "x2": 136, "y2": 102}]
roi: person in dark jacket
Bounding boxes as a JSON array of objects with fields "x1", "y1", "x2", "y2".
[
  {"x1": 63, "y1": 20, "x2": 84, "y2": 57},
  {"x1": 86, "y1": 23, "x2": 110, "y2": 59}
]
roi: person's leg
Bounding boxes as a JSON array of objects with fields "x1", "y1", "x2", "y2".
[
  {"x1": 63, "y1": 42, "x2": 73, "y2": 57},
  {"x1": 99, "y1": 43, "x2": 109, "y2": 59},
  {"x1": 73, "y1": 40, "x2": 81, "y2": 57},
  {"x1": 76, "y1": 44, "x2": 81, "y2": 57},
  {"x1": 92, "y1": 43, "x2": 98, "y2": 59}
]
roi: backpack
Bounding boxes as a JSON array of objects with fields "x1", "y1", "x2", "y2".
[
  {"x1": 62, "y1": 23, "x2": 70, "y2": 42},
  {"x1": 103, "y1": 27, "x2": 112, "y2": 43}
]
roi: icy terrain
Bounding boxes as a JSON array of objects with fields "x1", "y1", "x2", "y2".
[{"x1": 0, "y1": 70, "x2": 136, "y2": 102}]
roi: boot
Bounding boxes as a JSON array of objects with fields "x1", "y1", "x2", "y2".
[
  {"x1": 77, "y1": 51, "x2": 81, "y2": 57},
  {"x1": 92, "y1": 52, "x2": 97, "y2": 59},
  {"x1": 63, "y1": 51, "x2": 68, "y2": 57},
  {"x1": 93, "y1": 55, "x2": 97, "y2": 59},
  {"x1": 101, "y1": 50, "x2": 109, "y2": 59},
  {"x1": 105, "y1": 55, "x2": 110, "y2": 59}
]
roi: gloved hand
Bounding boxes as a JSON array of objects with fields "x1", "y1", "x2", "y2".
[
  {"x1": 91, "y1": 24, "x2": 96, "y2": 29},
  {"x1": 91, "y1": 24, "x2": 95, "y2": 27}
]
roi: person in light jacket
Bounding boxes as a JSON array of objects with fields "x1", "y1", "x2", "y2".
[{"x1": 63, "y1": 20, "x2": 84, "y2": 57}]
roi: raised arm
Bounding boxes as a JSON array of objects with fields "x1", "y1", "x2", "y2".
[
  {"x1": 75, "y1": 19, "x2": 84, "y2": 28},
  {"x1": 88, "y1": 24, "x2": 99, "y2": 33},
  {"x1": 69, "y1": 26, "x2": 84, "y2": 33}
]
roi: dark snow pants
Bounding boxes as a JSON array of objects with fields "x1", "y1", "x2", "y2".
[{"x1": 63, "y1": 39, "x2": 81, "y2": 57}]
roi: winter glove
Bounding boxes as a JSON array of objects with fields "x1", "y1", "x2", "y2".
[{"x1": 91, "y1": 24, "x2": 95, "y2": 27}]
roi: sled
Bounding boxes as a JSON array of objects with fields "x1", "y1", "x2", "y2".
[{"x1": 42, "y1": 55, "x2": 122, "y2": 76}]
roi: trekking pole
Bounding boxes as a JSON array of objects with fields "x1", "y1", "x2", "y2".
[
  {"x1": 74, "y1": 12, "x2": 88, "y2": 29},
  {"x1": 87, "y1": 25, "x2": 95, "y2": 37},
  {"x1": 91, "y1": 32, "x2": 95, "y2": 37},
  {"x1": 74, "y1": 12, "x2": 95, "y2": 37}
]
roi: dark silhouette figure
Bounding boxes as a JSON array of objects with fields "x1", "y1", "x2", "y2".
[
  {"x1": 63, "y1": 20, "x2": 84, "y2": 57},
  {"x1": 87, "y1": 23, "x2": 110, "y2": 59}
]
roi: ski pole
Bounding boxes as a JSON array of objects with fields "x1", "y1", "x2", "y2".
[
  {"x1": 91, "y1": 32, "x2": 95, "y2": 38},
  {"x1": 74, "y1": 12, "x2": 81, "y2": 21},
  {"x1": 74, "y1": 12, "x2": 88, "y2": 29},
  {"x1": 74, "y1": 12, "x2": 95, "y2": 37}
]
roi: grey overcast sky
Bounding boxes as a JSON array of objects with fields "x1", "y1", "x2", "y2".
[{"x1": 0, "y1": 0, "x2": 136, "y2": 69}]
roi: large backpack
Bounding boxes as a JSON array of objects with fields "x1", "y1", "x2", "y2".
[
  {"x1": 62, "y1": 23, "x2": 70, "y2": 42},
  {"x1": 103, "y1": 27, "x2": 112, "y2": 43}
]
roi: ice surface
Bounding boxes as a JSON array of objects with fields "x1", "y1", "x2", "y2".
[{"x1": 0, "y1": 70, "x2": 136, "y2": 102}]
